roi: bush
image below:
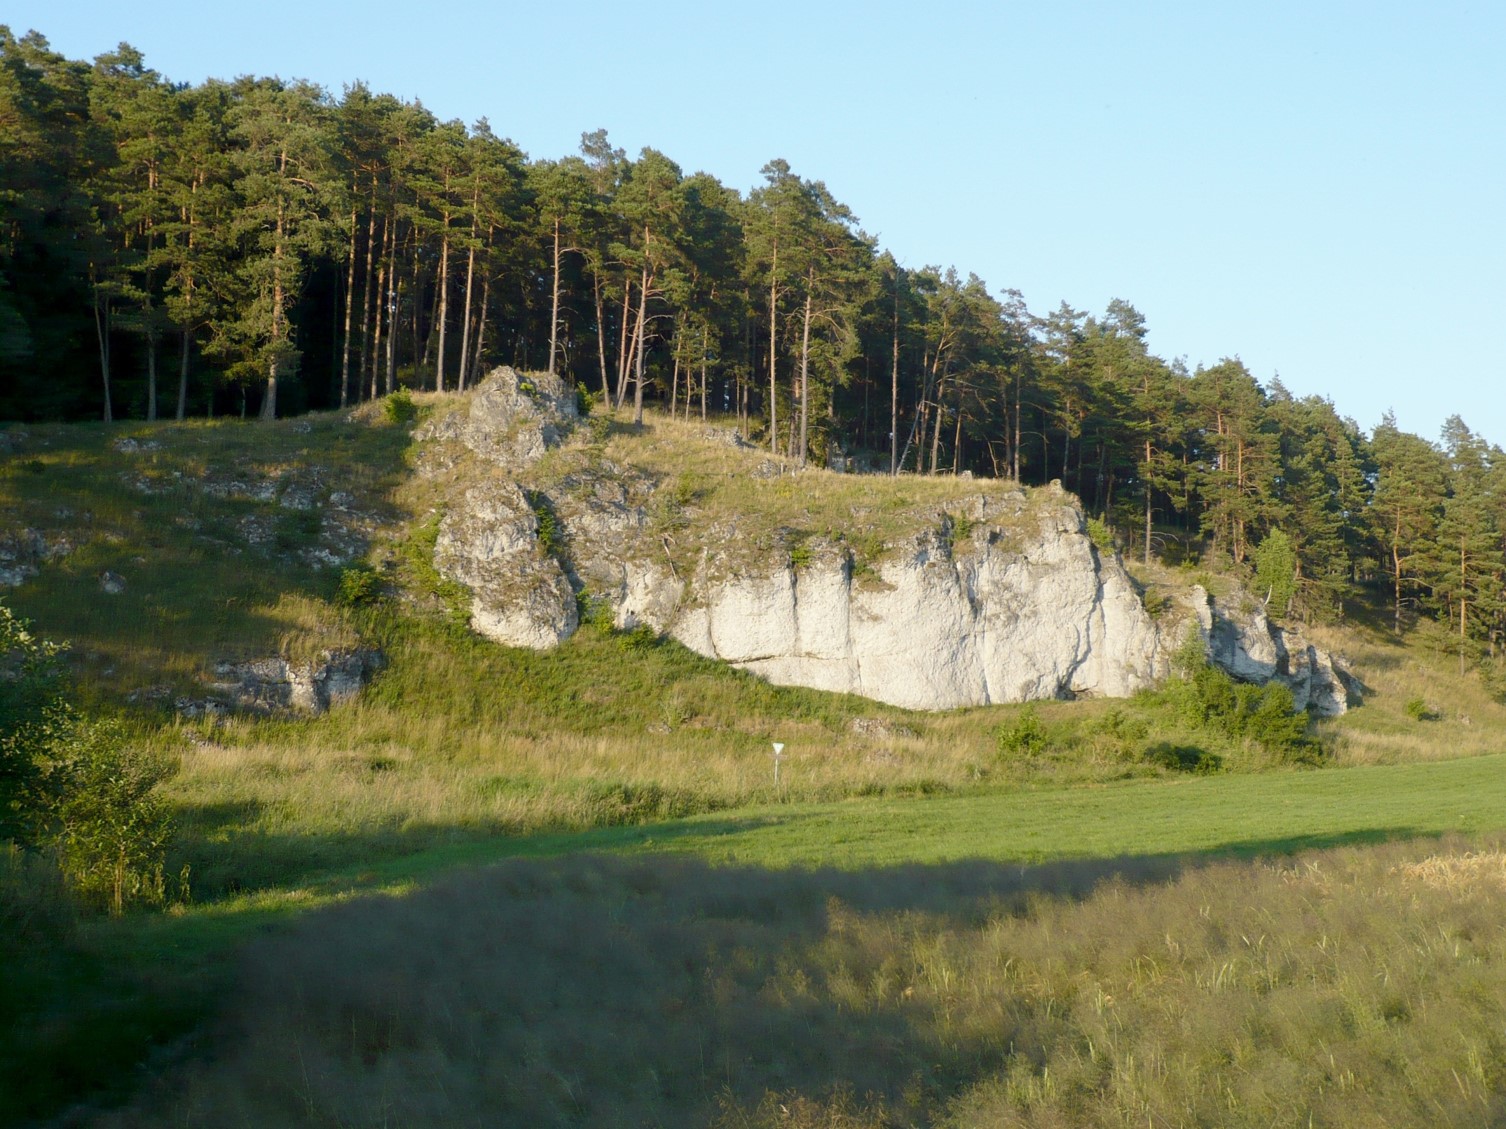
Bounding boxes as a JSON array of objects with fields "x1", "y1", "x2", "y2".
[
  {"x1": 1170, "y1": 653, "x2": 1320, "y2": 762},
  {"x1": 1, "y1": 601, "x2": 176, "y2": 913},
  {"x1": 996, "y1": 705, "x2": 1048, "y2": 757},
  {"x1": 943, "y1": 512, "x2": 975, "y2": 551},
  {"x1": 383, "y1": 387, "x2": 418, "y2": 426},
  {"x1": 1252, "y1": 529, "x2": 1299, "y2": 617},
  {"x1": 1145, "y1": 743, "x2": 1222, "y2": 774},
  {"x1": 337, "y1": 565, "x2": 383, "y2": 607},
  {"x1": 576, "y1": 592, "x2": 618, "y2": 634},
  {"x1": 50, "y1": 721, "x2": 175, "y2": 915},
  {"x1": 0, "y1": 604, "x2": 66, "y2": 845},
  {"x1": 526, "y1": 491, "x2": 561, "y2": 554},
  {"x1": 1404, "y1": 696, "x2": 1438, "y2": 722},
  {"x1": 576, "y1": 383, "x2": 602, "y2": 417},
  {"x1": 618, "y1": 624, "x2": 661, "y2": 652},
  {"x1": 1086, "y1": 516, "x2": 1115, "y2": 552}
]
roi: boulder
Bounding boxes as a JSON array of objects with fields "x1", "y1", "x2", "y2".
[{"x1": 204, "y1": 649, "x2": 384, "y2": 714}]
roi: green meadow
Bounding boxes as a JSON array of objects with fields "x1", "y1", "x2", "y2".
[{"x1": 6, "y1": 406, "x2": 1506, "y2": 1127}]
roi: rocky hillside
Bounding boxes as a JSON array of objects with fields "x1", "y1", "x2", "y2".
[{"x1": 418, "y1": 368, "x2": 1357, "y2": 715}]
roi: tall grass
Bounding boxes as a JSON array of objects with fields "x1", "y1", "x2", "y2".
[{"x1": 93, "y1": 836, "x2": 1506, "y2": 1128}]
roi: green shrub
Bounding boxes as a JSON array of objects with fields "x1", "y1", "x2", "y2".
[
  {"x1": 1086, "y1": 516, "x2": 1115, "y2": 552},
  {"x1": 337, "y1": 565, "x2": 383, "y2": 607},
  {"x1": 526, "y1": 492, "x2": 561, "y2": 554},
  {"x1": 576, "y1": 592, "x2": 618, "y2": 634},
  {"x1": 1170, "y1": 651, "x2": 1320, "y2": 762},
  {"x1": 1, "y1": 601, "x2": 175, "y2": 914},
  {"x1": 401, "y1": 516, "x2": 472, "y2": 629},
  {"x1": 996, "y1": 704, "x2": 1048, "y2": 757},
  {"x1": 942, "y1": 512, "x2": 975, "y2": 552},
  {"x1": 383, "y1": 387, "x2": 419, "y2": 426},
  {"x1": 1, "y1": 603, "x2": 68, "y2": 845},
  {"x1": 1144, "y1": 743, "x2": 1222, "y2": 774},
  {"x1": 49, "y1": 720, "x2": 175, "y2": 915},
  {"x1": 619, "y1": 624, "x2": 660, "y2": 652},
  {"x1": 575, "y1": 383, "x2": 601, "y2": 417},
  {"x1": 1404, "y1": 696, "x2": 1438, "y2": 722},
  {"x1": 1093, "y1": 707, "x2": 1150, "y2": 744}
]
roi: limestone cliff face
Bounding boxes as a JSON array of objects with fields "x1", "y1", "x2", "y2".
[
  {"x1": 423, "y1": 368, "x2": 1355, "y2": 715},
  {"x1": 1190, "y1": 586, "x2": 1356, "y2": 716},
  {"x1": 611, "y1": 491, "x2": 1166, "y2": 710}
]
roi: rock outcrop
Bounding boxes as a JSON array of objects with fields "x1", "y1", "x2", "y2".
[
  {"x1": 612, "y1": 491, "x2": 1166, "y2": 710},
  {"x1": 434, "y1": 482, "x2": 577, "y2": 649},
  {"x1": 415, "y1": 365, "x2": 578, "y2": 471},
  {"x1": 426, "y1": 368, "x2": 1357, "y2": 715},
  {"x1": 1190, "y1": 586, "x2": 1357, "y2": 715},
  {"x1": 191, "y1": 650, "x2": 385, "y2": 716}
]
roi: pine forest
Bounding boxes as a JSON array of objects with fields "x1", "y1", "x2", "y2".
[{"x1": 1, "y1": 28, "x2": 1501, "y2": 656}]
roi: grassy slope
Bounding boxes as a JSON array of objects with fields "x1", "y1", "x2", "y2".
[{"x1": 6, "y1": 394, "x2": 1506, "y2": 1125}]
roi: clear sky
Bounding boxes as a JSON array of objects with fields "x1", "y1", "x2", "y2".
[{"x1": 9, "y1": 0, "x2": 1504, "y2": 447}]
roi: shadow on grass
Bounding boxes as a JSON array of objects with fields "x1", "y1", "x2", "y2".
[{"x1": 22, "y1": 821, "x2": 1451, "y2": 1129}]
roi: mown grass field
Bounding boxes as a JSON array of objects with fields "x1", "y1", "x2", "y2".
[{"x1": 6, "y1": 394, "x2": 1506, "y2": 1127}]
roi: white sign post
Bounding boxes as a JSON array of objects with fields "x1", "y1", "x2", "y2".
[{"x1": 772, "y1": 742, "x2": 786, "y2": 784}]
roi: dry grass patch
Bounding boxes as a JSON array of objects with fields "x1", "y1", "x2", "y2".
[
  {"x1": 1396, "y1": 850, "x2": 1506, "y2": 892},
  {"x1": 95, "y1": 836, "x2": 1506, "y2": 1128}
]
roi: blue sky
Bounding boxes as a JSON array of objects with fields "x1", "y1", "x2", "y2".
[{"x1": 10, "y1": 0, "x2": 1503, "y2": 447}]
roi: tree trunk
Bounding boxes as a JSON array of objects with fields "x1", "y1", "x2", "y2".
[
  {"x1": 592, "y1": 272, "x2": 610, "y2": 402},
  {"x1": 435, "y1": 226, "x2": 450, "y2": 391},
  {"x1": 1012, "y1": 370, "x2": 1022, "y2": 481},
  {"x1": 340, "y1": 202, "x2": 359, "y2": 409},
  {"x1": 928, "y1": 383, "x2": 945, "y2": 474},
  {"x1": 384, "y1": 223, "x2": 402, "y2": 396},
  {"x1": 1144, "y1": 437, "x2": 1154, "y2": 566},
  {"x1": 767, "y1": 244, "x2": 779, "y2": 454},
  {"x1": 798, "y1": 280, "x2": 812, "y2": 466},
  {"x1": 890, "y1": 285, "x2": 899, "y2": 475},
  {"x1": 93, "y1": 281, "x2": 113, "y2": 423},
  {"x1": 632, "y1": 259, "x2": 650, "y2": 426},
  {"x1": 548, "y1": 217, "x2": 562, "y2": 377},
  {"x1": 370, "y1": 234, "x2": 388, "y2": 401},
  {"x1": 458, "y1": 200, "x2": 479, "y2": 391},
  {"x1": 410, "y1": 249, "x2": 423, "y2": 381},
  {"x1": 472, "y1": 272, "x2": 491, "y2": 386},
  {"x1": 615, "y1": 276, "x2": 634, "y2": 409},
  {"x1": 381, "y1": 223, "x2": 397, "y2": 394},
  {"x1": 359, "y1": 197, "x2": 380, "y2": 401},
  {"x1": 261, "y1": 190, "x2": 286, "y2": 422},
  {"x1": 176, "y1": 329, "x2": 190, "y2": 421},
  {"x1": 145, "y1": 328, "x2": 158, "y2": 422}
]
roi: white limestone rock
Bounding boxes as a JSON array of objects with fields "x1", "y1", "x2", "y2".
[
  {"x1": 416, "y1": 366, "x2": 577, "y2": 470},
  {"x1": 433, "y1": 482, "x2": 577, "y2": 649},
  {"x1": 606, "y1": 488, "x2": 1167, "y2": 710},
  {"x1": 1187, "y1": 586, "x2": 1357, "y2": 717}
]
